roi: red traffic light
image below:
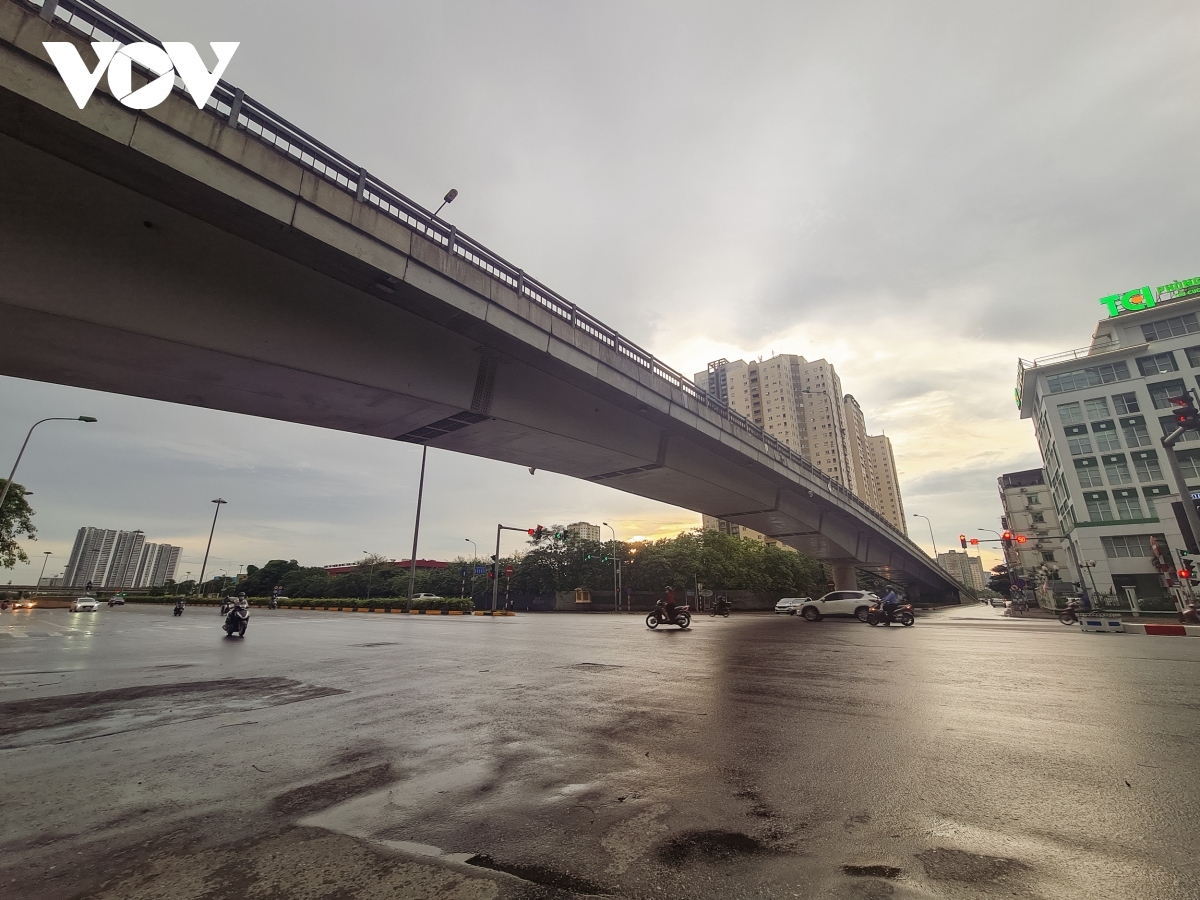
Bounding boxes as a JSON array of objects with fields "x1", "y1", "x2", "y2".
[
  {"x1": 527, "y1": 528, "x2": 535, "y2": 536},
  {"x1": 1015, "y1": 535, "x2": 1027, "y2": 544},
  {"x1": 969, "y1": 538, "x2": 979, "y2": 545},
  {"x1": 959, "y1": 534, "x2": 967, "y2": 549},
  {"x1": 1180, "y1": 569, "x2": 1190, "y2": 579}
]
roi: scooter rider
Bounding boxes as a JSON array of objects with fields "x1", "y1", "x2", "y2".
[
  {"x1": 880, "y1": 588, "x2": 900, "y2": 623},
  {"x1": 663, "y1": 585, "x2": 678, "y2": 625}
]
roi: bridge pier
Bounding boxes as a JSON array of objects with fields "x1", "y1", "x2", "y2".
[{"x1": 831, "y1": 563, "x2": 858, "y2": 591}]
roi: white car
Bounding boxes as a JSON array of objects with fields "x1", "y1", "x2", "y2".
[
  {"x1": 71, "y1": 597, "x2": 99, "y2": 612},
  {"x1": 410, "y1": 593, "x2": 442, "y2": 602},
  {"x1": 775, "y1": 598, "x2": 811, "y2": 615},
  {"x1": 796, "y1": 591, "x2": 879, "y2": 622}
]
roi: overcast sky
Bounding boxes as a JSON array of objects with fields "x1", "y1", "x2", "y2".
[{"x1": 5, "y1": 0, "x2": 1200, "y2": 582}]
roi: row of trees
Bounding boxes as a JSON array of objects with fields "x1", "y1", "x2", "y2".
[{"x1": 226, "y1": 528, "x2": 832, "y2": 599}]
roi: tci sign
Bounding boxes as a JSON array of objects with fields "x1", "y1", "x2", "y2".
[
  {"x1": 1100, "y1": 276, "x2": 1200, "y2": 318},
  {"x1": 43, "y1": 41, "x2": 238, "y2": 111}
]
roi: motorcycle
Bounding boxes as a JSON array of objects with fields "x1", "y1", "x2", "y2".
[
  {"x1": 647, "y1": 602, "x2": 691, "y2": 629},
  {"x1": 709, "y1": 598, "x2": 730, "y2": 618},
  {"x1": 268, "y1": 597, "x2": 278, "y2": 610},
  {"x1": 1058, "y1": 600, "x2": 1086, "y2": 626},
  {"x1": 1179, "y1": 602, "x2": 1200, "y2": 625},
  {"x1": 224, "y1": 604, "x2": 249, "y2": 637},
  {"x1": 220, "y1": 597, "x2": 234, "y2": 615},
  {"x1": 865, "y1": 601, "x2": 915, "y2": 627},
  {"x1": 173, "y1": 601, "x2": 184, "y2": 617}
]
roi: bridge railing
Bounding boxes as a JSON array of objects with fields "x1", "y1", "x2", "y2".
[{"x1": 24, "y1": 0, "x2": 939, "y2": 567}]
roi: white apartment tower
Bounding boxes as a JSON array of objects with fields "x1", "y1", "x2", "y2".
[
  {"x1": 936, "y1": 550, "x2": 987, "y2": 590},
  {"x1": 696, "y1": 356, "x2": 907, "y2": 535},
  {"x1": 566, "y1": 522, "x2": 602, "y2": 542},
  {"x1": 63, "y1": 527, "x2": 181, "y2": 589}
]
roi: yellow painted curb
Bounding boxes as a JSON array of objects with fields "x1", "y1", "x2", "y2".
[
  {"x1": 372, "y1": 608, "x2": 386, "y2": 613},
  {"x1": 447, "y1": 610, "x2": 464, "y2": 615},
  {"x1": 388, "y1": 608, "x2": 403, "y2": 613},
  {"x1": 422, "y1": 609, "x2": 442, "y2": 615},
  {"x1": 408, "y1": 610, "x2": 422, "y2": 614},
  {"x1": 473, "y1": 611, "x2": 489, "y2": 616}
]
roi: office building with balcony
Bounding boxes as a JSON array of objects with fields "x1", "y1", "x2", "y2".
[
  {"x1": 1016, "y1": 279, "x2": 1200, "y2": 610},
  {"x1": 997, "y1": 469, "x2": 1077, "y2": 597}
]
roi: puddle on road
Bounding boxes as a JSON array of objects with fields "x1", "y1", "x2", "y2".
[{"x1": 657, "y1": 829, "x2": 768, "y2": 866}]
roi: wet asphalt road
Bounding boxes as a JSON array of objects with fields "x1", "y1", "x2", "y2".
[{"x1": 1, "y1": 603, "x2": 1198, "y2": 900}]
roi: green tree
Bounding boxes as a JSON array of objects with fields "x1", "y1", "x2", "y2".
[{"x1": 0, "y1": 479, "x2": 36, "y2": 569}]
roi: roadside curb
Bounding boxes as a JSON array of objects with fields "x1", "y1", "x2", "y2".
[{"x1": 1122, "y1": 622, "x2": 1200, "y2": 637}]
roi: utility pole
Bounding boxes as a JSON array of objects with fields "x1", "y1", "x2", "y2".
[
  {"x1": 603, "y1": 522, "x2": 619, "y2": 613},
  {"x1": 197, "y1": 499, "x2": 226, "y2": 597},
  {"x1": 1161, "y1": 391, "x2": 1200, "y2": 552}
]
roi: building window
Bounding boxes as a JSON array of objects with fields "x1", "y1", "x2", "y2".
[
  {"x1": 1177, "y1": 448, "x2": 1200, "y2": 480},
  {"x1": 1046, "y1": 362, "x2": 1131, "y2": 394},
  {"x1": 1112, "y1": 392, "x2": 1140, "y2": 414},
  {"x1": 1141, "y1": 314, "x2": 1200, "y2": 343},
  {"x1": 1093, "y1": 427, "x2": 1121, "y2": 452},
  {"x1": 1067, "y1": 436, "x2": 1093, "y2": 455},
  {"x1": 1136, "y1": 352, "x2": 1179, "y2": 376},
  {"x1": 1085, "y1": 493, "x2": 1115, "y2": 522},
  {"x1": 1186, "y1": 346, "x2": 1200, "y2": 368},
  {"x1": 1100, "y1": 534, "x2": 1163, "y2": 558},
  {"x1": 1113, "y1": 493, "x2": 1144, "y2": 519},
  {"x1": 1032, "y1": 511, "x2": 1045, "y2": 523},
  {"x1": 1131, "y1": 453, "x2": 1163, "y2": 482},
  {"x1": 1084, "y1": 398, "x2": 1110, "y2": 419},
  {"x1": 1026, "y1": 493, "x2": 1040, "y2": 505},
  {"x1": 1148, "y1": 379, "x2": 1187, "y2": 409},
  {"x1": 1075, "y1": 460, "x2": 1104, "y2": 488},
  {"x1": 1121, "y1": 418, "x2": 1152, "y2": 447},
  {"x1": 1041, "y1": 551, "x2": 1057, "y2": 562},
  {"x1": 1103, "y1": 456, "x2": 1133, "y2": 484},
  {"x1": 1057, "y1": 402, "x2": 1083, "y2": 424}
]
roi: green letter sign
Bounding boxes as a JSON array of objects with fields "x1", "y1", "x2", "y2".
[{"x1": 1099, "y1": 286, "x2": 1154, "y2": 317}]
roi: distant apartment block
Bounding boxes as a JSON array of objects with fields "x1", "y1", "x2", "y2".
[
  {"x1": 567, "y1": 521, "x2": 602, "y2": 542},
  {"x1": 63, "y1": 527, "x2": 181, "y2": 589},
  {"x1": 696, "y1": 355, "x2": 908, "y2": 537},
  {"x1": 936, "y1": 550, "x2": 986, "y2": 590}
]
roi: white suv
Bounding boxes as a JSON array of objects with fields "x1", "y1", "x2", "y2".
[
  {"x1": 775, "y1": 598, "x2": 811, "y2": 615},
  {"x1": 71, "y1": 597, "x2": 99, "y2": 612},
  {"x1": 797, "y1": 591, "x2": 878, "y2": 622}
]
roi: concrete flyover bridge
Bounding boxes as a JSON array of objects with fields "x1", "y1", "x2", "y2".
[{"x1": 0, "y1": 0, "x2": 965, "y2": 602}]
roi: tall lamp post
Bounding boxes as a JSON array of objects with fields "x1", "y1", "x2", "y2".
[
  {"x1": 465, "y1": 539, "x2": 477, "y2": 601},
  {"x1": 407, "y1": 447, "x2": 428, "y2": 603},
  {"x1": 36, "y1": 550, "x2": 51, "y2": 594},
  {"x1": 197, "y1": 498, "x2": 226, "y2": 598},
  {"x1": 363, "y1": 551, "x2": 375, "y2": 603},
  {"x1": 912, "y1": 514, "x2": 939, "y2": 561},
  {"x1": 602, "y1": 522, "x2": 619, "y2": 613},
  {"x1": 0, "y1": 416, "x2": 97, "y2": 514}
]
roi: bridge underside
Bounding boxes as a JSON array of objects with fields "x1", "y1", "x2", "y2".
[{"x1": 0, "y1": 15, "x2": 964, "y2": 602}]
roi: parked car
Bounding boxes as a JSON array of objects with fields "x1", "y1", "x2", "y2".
[
  {"x1": 989, "y1": 597, "x2": 1006, "y2": 608},
  {"x1": 12, "y1": 599, "x2": 38, "y2": 609},
  {"x1": 797, "y1": 591, "x2": 880, "y2": 622},
  {"x1": 775, "y1": 598, "x2": 811, "y2": 615},
  {"x1": 410, "y1": 593, "x2": 442, "y2": 603},
  {"x1": 109, "y1": 595, "x2": 125, "y2": 605},
  {"x1": 71, "y1": 597, "x2": 99, "y2": 612}
]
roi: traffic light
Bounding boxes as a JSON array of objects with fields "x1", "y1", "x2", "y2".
[
  {"x1": 488, "y1": 570, "x2": 495, "y2": 580},
  {"x1": 553, "y1": 529, "x2": 565, "y2": 540},
  {"x1": 527, "y1": 525, "x2": 544, "y2": 541},
  {"x1": 1002, "y1": 531, "x2": 1014, "y2": 549},
  {"x1": 1015, "y1": 535, "x2": 1027, "y2": 544},
  {"x1": 1169, "y1": 394, "x2": 1200, "y2": 431},
  {"x1": 959, "y1": 534, "x2": 967, "y2": 549},
  {"x1": 969, "y1": 538, "x2": 979, "y2": 546},
  {"x1": 1181, "y1": 559, "x2": 1198, "y2": 582}
]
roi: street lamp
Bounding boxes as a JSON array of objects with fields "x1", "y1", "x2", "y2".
[
  {"x1": 363, "y1": 551, "x2": 376, "y2": 602},
  {"x1": 602, "y1": 522, "x2": 620, "y2": 613},
  {"x1": 407, "y1": 447, "x2": 428, "y2": 602},
  {"x1": 465, "y1": 539, "x2": 477, "y2": 600},
  {"x1": 0, "y1": 416, "x2": 96, "y2": 514},
  {"x1": 36, "y1": 550, "x2": 51, "y2": 594},
  {"x1": 912, "y1": 514, "x2": 939, "y2": 560},
  {"x1": 430, "y1": 188, "x2": 458, "y2": 222},
  {"x1": 197, "y1": 499, "x2": 226, "y2": 598}
]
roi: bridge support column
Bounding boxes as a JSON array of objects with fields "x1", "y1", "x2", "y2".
[{"x1": 831, "y1": 563, "x2": 857, "y2": 591}]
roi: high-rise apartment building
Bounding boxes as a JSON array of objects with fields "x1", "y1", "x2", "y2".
[
  {"x1": 695, "y1": 355, "x2": 906, "y2": 535},
  {"x1": 63, "y1": 527, "x2": 181, "y2": 589},
  {"x1": 566, "y1": 522, "x2": 602, "y2": 542},
  {"x1": 936, "y1": 550, "x2": 986, "y2": 590},
  {"x1": 865, "y1": 434, "x2": 907, "y2": 534}
]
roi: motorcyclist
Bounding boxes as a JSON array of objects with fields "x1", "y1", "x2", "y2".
[
  {"x1": 663, "y1": 586, "x2": 678, "y2": 624},
  {"x1": 1181, "y1": 600, "x2": 1200, "y2": 625},
  {"x1": 714, "y1": 595, "x2": 730, "y2": 614},
  {"x1": 880, "y1": 588, "x2": 900, "y2": 622}
]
